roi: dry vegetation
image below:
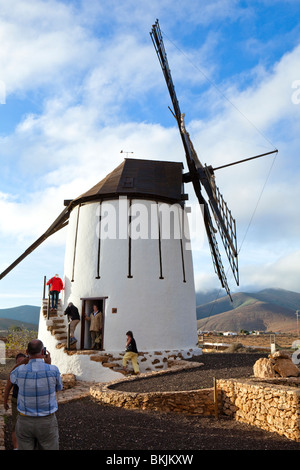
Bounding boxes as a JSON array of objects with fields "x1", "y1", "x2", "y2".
[{"x1": 199, "y1": 332, "x2": 300, "y2": 351}]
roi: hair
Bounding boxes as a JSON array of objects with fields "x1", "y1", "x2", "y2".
[
  {"x1": 27, "y1": 339, "x2": 43, "y2": 356},
  {"x1": 126, "y1": 331, "x2": 133, "y2": 338},
  {"x1": 15, "y1": 353, "x2": 26, "y2": 361}
]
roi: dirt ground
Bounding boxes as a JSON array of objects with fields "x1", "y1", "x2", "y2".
[
  {"x1": 4, "y1": 350, "x2": 300, "y2": 451},
  {"x1": 110, "y1": 352, "x2": 268, "y2": 392}
]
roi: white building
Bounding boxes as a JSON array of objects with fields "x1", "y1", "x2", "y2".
[{"x1": 38, "y1": 159, "x2": 201, "y2": 381}]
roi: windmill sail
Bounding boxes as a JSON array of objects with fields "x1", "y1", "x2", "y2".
[
  {"x1": 151, "y1": 19, "x2": 239, "y2": 298},
  {"x1": 150, "y1": 21, "x2": 202, "y2": 174}
]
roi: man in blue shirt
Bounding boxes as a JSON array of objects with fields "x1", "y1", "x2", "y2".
[{"x1": 9, "y1": 339, "x2": 63, "y2": 450}]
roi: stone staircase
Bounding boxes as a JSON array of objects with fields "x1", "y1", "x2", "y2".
[
  {"x1": 42, "y1": 300, "x2": 129, "y2": 375},
  {"x1": 42, "y1": 298, "x2": 67, "y2": 344}
]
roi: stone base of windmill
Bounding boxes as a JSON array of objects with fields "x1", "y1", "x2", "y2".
[{"x1": 86, "y1": 347, "x2": 202, "y2": 376}]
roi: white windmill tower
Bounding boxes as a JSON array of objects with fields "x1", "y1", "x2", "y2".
[
  {"x1": 60, "y1": 157, "x2": 198, "y2": 354},
  {"x1": 0, "y1": 21, "x2": 276, "y2": 381}
]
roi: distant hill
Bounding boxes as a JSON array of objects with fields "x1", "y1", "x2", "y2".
[
  {"x1": 0, "y1": 318, "x2": 38, "y2": 331},
  {"x1": 196, "y1": 288, "x2": 300, "y2": 333},
  {"x1": 195, "y1": 290, "x2": 221, "y2": 307},
  {"x1": 0, "y1": 305, "x2": 40, "y2": 327}
]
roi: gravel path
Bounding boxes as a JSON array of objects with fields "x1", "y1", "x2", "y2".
[
  {"x1": 4, "y1": 352, "x2": 300, "y2": 451},
  {"x1": 111, "y1": 353, "x2": 268, "y2": 392}
]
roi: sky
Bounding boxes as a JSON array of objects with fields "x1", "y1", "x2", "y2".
[{"x1": 0, "y1": 0, "x2": 300, "y2": 309}]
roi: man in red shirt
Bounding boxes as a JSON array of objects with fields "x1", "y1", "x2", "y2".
[{"x1": 47, "y1": 274, "x2": 64, "y2": 310}]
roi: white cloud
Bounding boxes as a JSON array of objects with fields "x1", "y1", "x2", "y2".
[
  {"x1": 0, "y1": 0, "x2": 99, "y2": 96},
  {"x1": 1, "y1": 0, "x2": 300, "y2": 307},
  {"x1": 188, "y1": 66, "x2": 300, "y2": 293},
  {"x1": 183, "y1": 42, "x2": 300, "y2": 262},
  {"x1": 240, "y1": 251, "x2": 300, "y2": 293}
]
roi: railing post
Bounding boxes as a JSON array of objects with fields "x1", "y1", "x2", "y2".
[
  {"x1": 43, "y1": 275, "x2": 46, "y2": 300},
  {"x1": 67, "y1": 321, "x2": 70, "y2": 351},
  {"x1": 213, "y1": 377, "x2": 219, "y2": 419},
  {"x1": 47, "y1": 286, "x2": 50, "y2": 320}
]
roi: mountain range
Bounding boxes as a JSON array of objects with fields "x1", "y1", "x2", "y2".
[
  {"x1": 1, "y1": 288, "x2": 300, "y2": 334},
  {"x1": 196, "y1": 288, "x2": 300, "y2": 333},
  {"x1": 0, "y1": 305, "x2": 40, "y2": 331}
]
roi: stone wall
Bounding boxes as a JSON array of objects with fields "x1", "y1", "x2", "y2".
[
  {"x1": 218, "y1": 378, "x2": 300, "y2": 442},
  {"x1": 0, "y1": 380, "x2": 7, "y2": 450},
  {"x1": 0, "y1": 379, "x2": 5, "y2": 405},
  {"x1": 91, "y1": 375, "x2": 300, "y2": 442},
  {"x1": 91, "y1": 381, "x2": 217, "y2": 416}
]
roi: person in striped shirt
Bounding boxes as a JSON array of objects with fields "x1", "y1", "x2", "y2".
[{"x1": 8, "y1": 339, "x2": 63, "y2": 450}]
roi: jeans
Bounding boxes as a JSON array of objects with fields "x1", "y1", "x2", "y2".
[{"x1": 50, "y1": 291, "x2": 59, "y2": 309}]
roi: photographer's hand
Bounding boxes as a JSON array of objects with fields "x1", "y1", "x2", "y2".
[{"x1": 44, "y1": 350, "x2": 52, "y2": 364}]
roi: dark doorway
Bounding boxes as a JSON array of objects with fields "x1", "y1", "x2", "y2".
[{"x1": 80, "y1": 297, "x2": 107, "y2": 350}]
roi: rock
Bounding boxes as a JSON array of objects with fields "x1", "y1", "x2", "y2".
[
  {"x1": 102, "y1": 362, "x2": 119, "y2": 368},
  {"x1": 273, "y1": 358, "x2": 300, "y2": 377},
  {"x1": 254, "y1": 353, "x2": 300, "y2": 379},
  {"x1": 253, "y1": 358, "x2": 277, "y2": 378},
  {"x1": 90, "y1": 355, "x2": 109, "y2": 363},
  {"x1": 61, "y1": 373, "x2": 76, "y2": 389},
  {"x1": 270, "y1": 350, "x2": 291, "y2": 360}
]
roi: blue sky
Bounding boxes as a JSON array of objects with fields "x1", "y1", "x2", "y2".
[{"x1": 1, "y1": 0, "x2": 300, "y2": 309}]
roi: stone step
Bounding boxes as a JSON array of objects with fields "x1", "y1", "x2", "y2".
[
  {"x1": 43, "y1": 310, "x2": 63, "y2": 318},
  {"x1": 43, "y1": 313, "x2": 60, "y2": 319},
  {"x1": 55, "y1": 334, "x2": 67, "y2": 340},
  {"x1": 50, "y1": 320, "x2": 65, "y2": 326},
  {"x1": 43, "y1": 306, "x2": 63, "y2": 311},
  {"x1": 42, "y1": 304, "x2": 62, "y2": 309},
  {"x1": 49, "y1": 326, "x2": 66, "y2": 334}
]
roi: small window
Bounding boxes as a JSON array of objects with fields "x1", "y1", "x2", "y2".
[{"x1": 122, "y1": 177, "x2": 134, "y2": 188}]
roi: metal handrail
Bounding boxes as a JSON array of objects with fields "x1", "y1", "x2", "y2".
[
  {"x1": 47, "y1": 285, "x2": 50, "y2": 320},
  {"x1": 67, "y1": 321, "x2": 70, "y2": 351}
]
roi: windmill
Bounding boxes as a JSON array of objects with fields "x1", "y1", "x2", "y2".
[{"x1": 0, "y1": 21, "x2": 277, "y2": 379}]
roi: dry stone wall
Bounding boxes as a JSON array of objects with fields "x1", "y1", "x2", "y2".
[
  {"x1": 0, "y1": 379, "x2": 5, "y2": 450},
  {"x1": 91, "y1": 374, "x2": 300, "y2": 442},
  {"x1": 90, "y1": 360, "x2": 218, "y2": 416},
  {"x1": 218, "y1": 378, "x2": 300, "y2": 442},
  {"x1": 0, "y1": 380, "x2": 5, "y2": 406},
  {"x1": 91, "y1": 381, "x2": 217, "y2": 415}
]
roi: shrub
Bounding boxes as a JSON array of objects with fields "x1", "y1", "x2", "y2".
[{"x1": 5, "y1": 326, "x2": 38, "y2": 354}]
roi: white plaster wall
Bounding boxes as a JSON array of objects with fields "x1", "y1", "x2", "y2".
[{"x1": 60, "y1": 198, "x2": 198, "y2": 353}]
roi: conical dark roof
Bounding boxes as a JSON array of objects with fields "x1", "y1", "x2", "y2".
[{"x1": 68, "y1": 158, "x2": 184, "y2": 209}]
